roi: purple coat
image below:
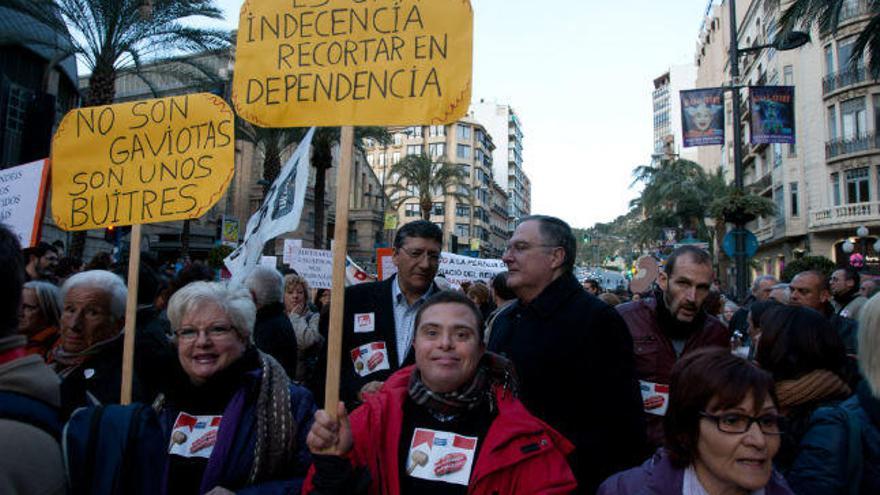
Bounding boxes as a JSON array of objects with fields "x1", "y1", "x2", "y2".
[{"x1": 598, "y1": 449, "x2": 793, "y2": 495}]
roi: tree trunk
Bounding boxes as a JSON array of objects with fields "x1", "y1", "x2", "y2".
[
  {"x1": 263, "y1": 138, "x2": 281, "y2": 184},
  {"x1": 312, "y1": 141, "x2": 333, "y2": 249},
  {"x1": 69, "y1": 66, "x2": 117, "y2": 261},
  {"x1": 181, "y1": 219, "x2": 191, "y2": 258},
  {"x1": 421, "y1": 198, "x2": 432, "y2": 221}
]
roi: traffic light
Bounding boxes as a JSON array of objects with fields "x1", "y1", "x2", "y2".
[{"x1": 104, "y1": 225, "x2": 116, "y2": 243}]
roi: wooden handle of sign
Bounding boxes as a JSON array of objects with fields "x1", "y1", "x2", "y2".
[
  {"x1": 323, "y1": 126, "x2": 355, "y2": 424},
  {"x1": 120, "y1": 224, "x2": 142, "y2": 405}
]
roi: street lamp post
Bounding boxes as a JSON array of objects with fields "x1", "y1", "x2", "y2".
[
  {"x1": 842, "y1": 225, "x2": 880, "y2": 268},
  {"x1": 726, "y1": 0, "x2": 809, "y2": 302}
]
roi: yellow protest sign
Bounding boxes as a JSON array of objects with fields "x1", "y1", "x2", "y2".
[
  {"x1": 232, "y1": 0, "x2": 473, "y2": 127},
  {"x1": 51, "y1": 94, "x2": 235, "y2": 231}
]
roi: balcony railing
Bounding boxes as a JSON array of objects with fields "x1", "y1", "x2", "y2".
[
  {"x1": 810, "y1": 201, "x2": 880, "y2": 229},
  {"x1": 825, "y1": 132, "x2": 878, "y2": 159},
  {"x1": 823, "y1": 66, "x2": 867, "y2": 94},
  {"x1": 754, "y1": 223, "x2": 774, "y2": 243}
]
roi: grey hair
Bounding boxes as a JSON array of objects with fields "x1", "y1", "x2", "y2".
[
  {"x1": 23, "y1": 280, "x2": 62, "y2": 328},
  {"x1": 518, "y1": 215, "x2": 576, "y2": 273},
  {"x1": 769, "y1": 283, "x2": 791, "y2": 304},
  {"x1": 60, "y1": 270, "x2": 127, "y2": 321},
  {"x1": 245, "y1": 266, "x2": 284, "y2": 307},
  {"x1": 167, "y1": 281, "x2": 256, "y2": 343},
  {"x1": 859, "y1": 293, "x2": 880, "y2": 396},
  {"x1": 752, "y1": 274, "x2": 779, "y2": 293}
]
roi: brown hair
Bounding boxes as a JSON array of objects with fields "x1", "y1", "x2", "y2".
[
  {"x1": 466, "y1": 283, "x2": 490, "y2": 305},
  {"x1": 664, "y1": 348, "x2": 777, "y2": 468}
]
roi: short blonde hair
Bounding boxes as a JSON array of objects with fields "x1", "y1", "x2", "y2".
[
  {"x1": 859, "y1": 293, "x2": 880, "y2": 396},
  {"x1": 167, "y1": 281, "x2": 255, "y2": 343},
  {"x1": 284, "y1": 273, "x2": 310, "y2": 294}
]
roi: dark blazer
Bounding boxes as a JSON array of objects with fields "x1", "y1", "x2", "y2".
[
  {"x1": 254, "y1": 302, "x2": 299, "y2": 380},
  {"x1": 320, "y1": 275, "x2": 437, "y2": 408},
  {"x1": 488, "y1": 272, "x2": 647, "y2": 494}
]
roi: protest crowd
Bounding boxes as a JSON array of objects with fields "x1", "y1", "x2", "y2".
[{"x1": 4, "y1": 215, "x2": 880, "y2": 495}]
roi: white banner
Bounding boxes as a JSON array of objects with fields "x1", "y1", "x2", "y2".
[
  {"x1": 378, "y1": 252, "x2": 505, "y2": 285},
  {"x1": 282, "y1": 238, "x2": 303, "y2": 265},
  {"x1": 1, "y1": 159, "x2": 49, "y2": 247},
  {"x1": 287, "y1": 246, "x2": 372, "y2": 289},
  {"x1": 224, "y1": 128, "x2": 315, "y2": 282},
  {"x1": 438, "y1": 253, "x2": 506, "y2": 285}
]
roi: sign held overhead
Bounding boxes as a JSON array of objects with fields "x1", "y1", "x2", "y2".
[
  {"x1": 51, "y1": 93, "x2": 235, "y2": 231},
  {"x1": 232, "y1": 0, "x2": 474, "y2": 126}
]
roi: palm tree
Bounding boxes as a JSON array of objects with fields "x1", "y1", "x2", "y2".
[
  {"x1": 631, "y1": 158, "x2": 713, "y2": 239},
  {"x1": 386, "y1": 154, "x2": 470, "y2": 221},
  {"x1": 779, "y1": 0, "x2": 880, "y2": 76},
  {"x1": 2, "y1": 0, "x2": 231, "y2": 259}
]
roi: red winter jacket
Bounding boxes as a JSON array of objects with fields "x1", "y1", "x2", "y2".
[{"x1": 304, "y1": 365, "x2": 577, "y2": 495}]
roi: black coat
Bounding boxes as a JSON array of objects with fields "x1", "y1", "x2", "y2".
[
  {"x1": 253, "y1": 302, "x2": 298, "y2": 380},
  {"x1": 319, "y1": 276, "x2": 437, "y2": 407},
  {"x1": 488, "y1": 272, "x2": 647, "y2": 494},
  {"x1": 58, "y1": 335, "x2": 143, "y2": 419}
]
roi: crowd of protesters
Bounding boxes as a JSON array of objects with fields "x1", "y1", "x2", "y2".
[{"x1": 2, "y1": 215, "x2": 880, "y2": 494}]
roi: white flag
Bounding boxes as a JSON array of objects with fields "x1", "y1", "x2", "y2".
[{"x1": 224, "y1": 127, "x2": 316, "y2": 282}]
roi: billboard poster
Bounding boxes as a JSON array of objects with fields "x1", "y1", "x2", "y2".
[
  {"x1": 680, "y1": 88, "x2": 724, "y2": 147},
  {"x1": 749, "y1": 86, "x2": 795, "y2": 145}
]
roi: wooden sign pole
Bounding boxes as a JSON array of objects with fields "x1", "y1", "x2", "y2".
[
  {"x1": 120, "y1": 223, "x2": 143, "y2": 405},
  {"x1": 323, "y1": 126, "x2": 355, "y2": 418}
]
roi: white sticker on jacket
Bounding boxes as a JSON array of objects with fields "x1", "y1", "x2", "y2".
[
  {"x1": 350, "y1": 341, "x2": 390, "y2": 377},
  {"x1": 354, "y1": 312, "x2": 375, "y2": 333},
  {"x1": 406, "y1": 428, "x2": 478, "y2": 486},
  {"x1": 640, "y1": 380, "x2": 670, "y2": 416},
  {"x1": 168, "y1": 412, "x2": 223, "y2": 459}
]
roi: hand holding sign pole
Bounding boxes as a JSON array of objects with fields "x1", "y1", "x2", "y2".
[
  {"x1": 51, "y1": 93, "x2": 235, "y2": 404},
  {"x1": 231, "y1": 0, "x2": 473, "y2": 435}
]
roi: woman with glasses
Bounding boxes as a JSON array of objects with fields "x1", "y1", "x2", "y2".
[
  {"x1": 755, "y1": 305, "x2": 858, "y2": 495},
  {"x1": 155, "y1": 281, "x2": 315, "y2": 494},
  {"x1": 599, "y1": 348, "x2": 792, "y2": 494}
]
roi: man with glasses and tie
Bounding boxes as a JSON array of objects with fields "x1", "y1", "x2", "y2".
[
  {"x1": 324, "y1": 220, "x2": 443, "y2": 408},
  {"x1": 487, "y1": 215, "x2": 646, "y2": 494}
]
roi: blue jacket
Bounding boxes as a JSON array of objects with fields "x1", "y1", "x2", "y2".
[
  {"x1": 158, "y1": 369, "x2": 315, "y2": 495},
  {"x1": 779, "y1": 384, "x2": 876, "y2": 495},
  {"x1": 785, "y1": 381, "x2": 880, "y2": 494},
  {"x1": 598, "y1": 448, "x2": 792, "y2": 495}
]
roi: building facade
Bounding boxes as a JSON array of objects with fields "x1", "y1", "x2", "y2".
[
  {"x1": 652, "y1": 65, "x2": 698, "y2": 163},
  {"x1": 364, "y1": 117, "x2": 509, "y2": 258},
  {"x1": 692, "y1": 0, "x2": 878, "y2": 281},
  {"x1": 471, "y1": 101, "x2": 531, "y2": 231}
]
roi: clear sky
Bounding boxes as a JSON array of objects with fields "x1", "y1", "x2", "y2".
[{"x1": 211, "y1": 0, "x2": 713, "y2": 229}]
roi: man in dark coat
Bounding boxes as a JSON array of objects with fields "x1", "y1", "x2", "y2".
[
  {"x1": 790, "y1": 269, "x2": 859, "y2": 355},
  {"x1": 488, "y1": 215, "x2": 646, "y2": 494},
  {"x1": 245, "y1": 266, "x2": 298, "y2": 379},
  {"x1": 616, "y1": 246, "x2": 730, "y2": 450},
  {"x1": 320, "y1": 220, "x2": 443, "y2": 408}
]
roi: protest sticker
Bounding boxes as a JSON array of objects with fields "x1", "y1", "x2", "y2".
[
  {"x1": 168, "y1": 413, "x2": 223, "y2": 459},
  {"x1": 0, "y1": 159, "x2": 50, "y2": 247},
  {"x1": 639, "y1": 380, "x2": 670, "y2": 416},
  {"x1": 51, "y1": 93, "x2": 235, "y2": 230},
  {"x1": 406, "y1": 428, "x2": 477, "y2": 486},
  {"x1": 350, "y1": 341, "x2": 390, "y2": 377},
  {"x1": 232, "y1": 0, "x2": 474, "y2": 126}
]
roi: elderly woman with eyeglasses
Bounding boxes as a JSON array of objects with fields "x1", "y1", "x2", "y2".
[
  {"x1": 18, "y1": 280, "x2": 62, "y2": 360},
  {"x1": 599, "y1": 348, "x2": 793, "y2": 494},
  {"x1": 156, "y1": 281, "x2": 315, "y2": 495}
]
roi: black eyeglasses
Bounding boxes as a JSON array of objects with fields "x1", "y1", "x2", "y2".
[{"x1": 699, "y1": 412, "x2": 785, "y2": 435}]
